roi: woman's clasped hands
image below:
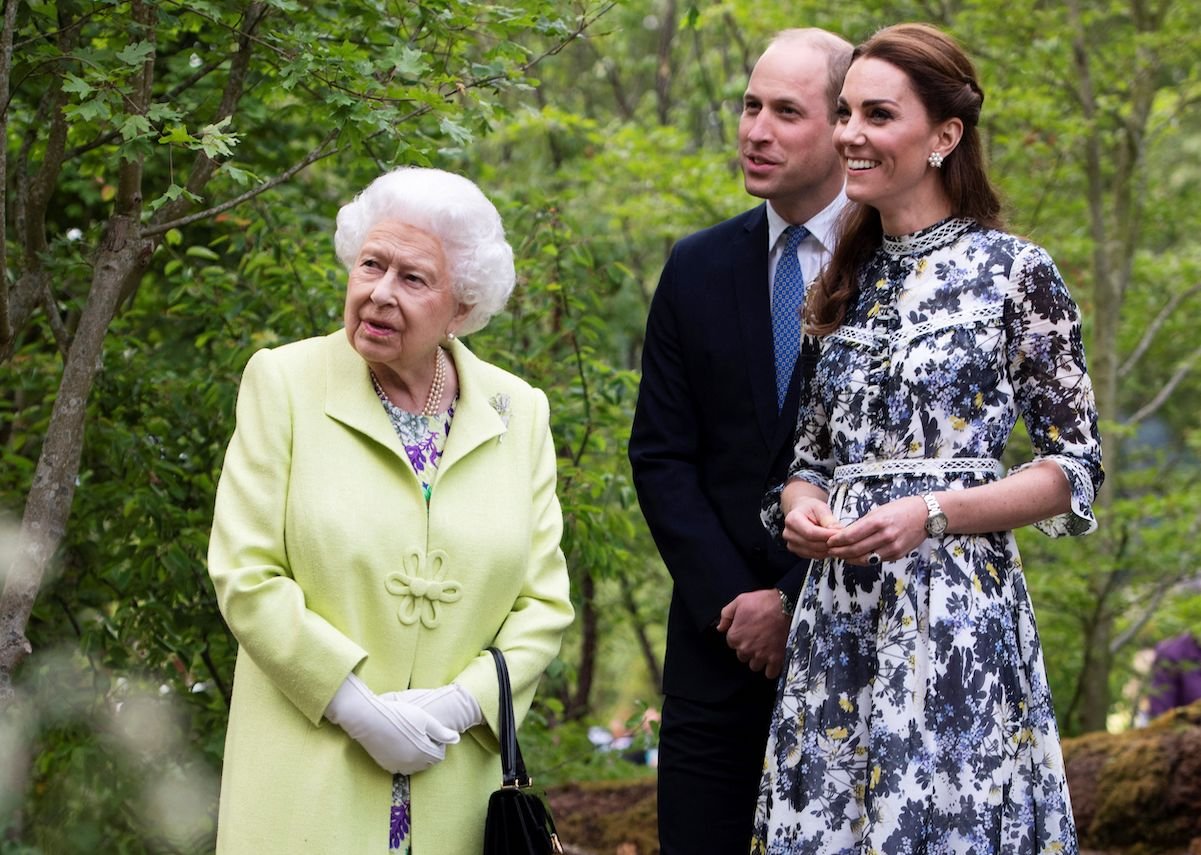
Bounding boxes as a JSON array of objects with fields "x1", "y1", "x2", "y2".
[
  {"x1": 325, "y1": 674, "x2": 480, "y2": 775},
  {"x1": 782, "y1": 493, "x2": 929, "y2": 566}
]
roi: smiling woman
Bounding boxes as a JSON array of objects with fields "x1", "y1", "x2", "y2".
[
  {"x1": 835, "y1": 56, "x2": 964, "y2": 235},
  {"x1": 753, "y1": 24, "x2": 1102, "y2": 855},
  {"x1": 206, "y1": 167, "x2": 574, "y2": 854}
]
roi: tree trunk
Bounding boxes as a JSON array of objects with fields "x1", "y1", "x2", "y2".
[
  {"x1": 0, "y1": 0, "x2": 19, "y2": 342},
  {"x1": 0, "y1": 0, "x2": 159, "y2": 705},
  {"x1": 1062, "y1": 0, "x2": 1148, "y2": 734},
  {"x1": 0, "y1": 221, "x2": 151, "y2": 702},
  {"x1": 567, "y1": 571, "x2": 598, "y2": 720},
  {"x1": 1073, "y1": 611, "x2": 1116, "y2": 734},
  {"x1": 620, "y1": 576, "x2": 662, "y2": 694},
  {"x1": 652, "y1": 0, "x2": 676, "y2": 126}
]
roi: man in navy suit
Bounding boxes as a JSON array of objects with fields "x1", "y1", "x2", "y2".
[{"x1": 629, "y1": 28, "x2": 853, "y2": 853}]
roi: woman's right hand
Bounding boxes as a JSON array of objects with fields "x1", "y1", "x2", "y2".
[
  {"x1": 325, "y1": 674, "x2": 460, "y2": 774},
  {"x1": 782, "y1": 496, "x2": 843, "y2": 559}
]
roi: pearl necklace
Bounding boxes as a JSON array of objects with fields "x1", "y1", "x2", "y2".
[
  {"x1": 370, "y1": 346, "x2": 447, "y2": 418},
  {"x1": 422, "y1": 346, "x2": 447, "y2": 418}
]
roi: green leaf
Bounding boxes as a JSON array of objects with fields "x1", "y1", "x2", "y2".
[
  {"x1": 217, "y1": 163, "x2": 255, "y2": 186},
  {"x1": 198, "y1": 117, "x2": 239, "y2": 159},
  {"x1": 68, "y1": 98, "x2": 111, "y2": 123},
  {"x1": 185, "y1": 246, "x2": 220, "y2": 261},
  {"x1": 116, "y1": 41, "x2": 155, "y2": 66},
  {"x1": 388, "y1": 46, "x2": 428, "y2": 78},
  {"x1": 158, "y1": 124, "x2": 193, "y2": 145},
  {"x1": 438, "y1": 116, "x2": 473, "y2": 145},
  {"x1": 62, "y1": 73, "x2": 92, "y2": 98},
  {"x1": 147, "y1": 102, "x2": 183, "y2": 124},
  {"x1": 118, "y1": 113, "x2": 151, "y2": 142}
]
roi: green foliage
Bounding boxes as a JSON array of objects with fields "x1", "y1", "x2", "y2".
[
  {"x1": 520, "y1": 714, "x2": 656, "y2": 791},
  {"x1": 4, "y1": 0, "x2": 1201, "y2": 849},
  {"x1": 3, "y1": 0, "x2": 611, "y2": 848}
]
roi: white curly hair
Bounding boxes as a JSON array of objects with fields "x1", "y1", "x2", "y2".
[{"x1": 333, "y1": 167, "x2": 516, "y2": 336}]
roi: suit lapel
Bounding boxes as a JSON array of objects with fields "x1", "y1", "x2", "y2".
[
  {"x1": 322, "y1": 331, "x2": 409, "y2": 459},
  {"x1": 731, "y1": 206, "x2": 778, "y2": 448},
  {"x1": 768, "y1": 335, "x2": 816, "y2": 464},
  {"x1": 436, "y1": 339, "x2": 507, "y2": 471}
]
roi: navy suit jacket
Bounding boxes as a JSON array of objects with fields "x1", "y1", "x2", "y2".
[{"x1": 629, "y1": 204, "x2": 814, "y2": 703}]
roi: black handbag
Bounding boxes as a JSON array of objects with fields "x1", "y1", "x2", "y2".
[{"x1": 482, "y1": 647, "x2": 563, "y2": 855}]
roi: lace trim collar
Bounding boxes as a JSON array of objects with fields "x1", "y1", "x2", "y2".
[{"x1": 883, "y1": 217, "x2": 975, "y2": 257}]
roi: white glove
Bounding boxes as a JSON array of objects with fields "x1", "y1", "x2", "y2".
[
  {"x1": 383, "y1": 683, "x2": 484, "y2": 734},
  {"x1": 324, "y1": 674, "x2": 460, "y2": 774}
]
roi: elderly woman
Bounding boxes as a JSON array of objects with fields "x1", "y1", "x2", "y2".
[
  {"x1": 753, "y1": 24, "x2": 1102, "y2": 854},
  {"x1": 208, "y1": 167, "x2": 574, "y2": 854}
]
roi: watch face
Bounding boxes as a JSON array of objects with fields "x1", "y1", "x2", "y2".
[{"x1": 927, "y1": 512, "x2": 948, "y2": 537}]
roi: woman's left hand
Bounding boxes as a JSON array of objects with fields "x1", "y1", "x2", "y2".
[
  {"x1": 382, "y1": 684, "x2": 483, "y2": 733},
  {"x1": 825, "y1": 495, "x2": 928, "y2": 566}
]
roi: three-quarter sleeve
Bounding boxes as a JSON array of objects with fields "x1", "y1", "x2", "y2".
[{"x1": 1004, "y1": 244, "x2": 1104, "y2": 536}]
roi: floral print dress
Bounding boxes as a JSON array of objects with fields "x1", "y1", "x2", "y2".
[
  {"x1": 372, "y1": 377, "x2": 456, "y2": 855},
  {"x1": 753, "y1": 218, "x2": 1103, "y2": 854}
]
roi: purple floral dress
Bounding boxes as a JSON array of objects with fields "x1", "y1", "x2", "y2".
[
  {"x1": 754, "y1": 218, "x2": 1103, "y2": 854},
  {"x1": 373, "y1": 383, "x2": 456, "y2": 854}
]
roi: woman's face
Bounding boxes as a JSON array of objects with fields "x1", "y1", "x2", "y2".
[
  {"x1": 834, "y1": 57, "x2": 955, "y2": 233},
  {"x1": 343, "y1": 220, "x2": 468, "y2": 373}
]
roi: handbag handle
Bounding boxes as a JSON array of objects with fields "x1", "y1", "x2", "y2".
[{"x1": 487, "y1": 647, "x2": 532, "y2": 788}]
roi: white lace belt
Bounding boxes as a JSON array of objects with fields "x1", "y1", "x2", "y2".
[{"x1": 832, "y1": 457, "x2": 1003, "y2": 482}]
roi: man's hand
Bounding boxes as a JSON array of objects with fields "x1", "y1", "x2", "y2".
[{"x1": 715, "y1": 589, "x2": 790, "y2": 679}]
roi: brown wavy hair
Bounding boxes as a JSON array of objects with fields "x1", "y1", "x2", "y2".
[{"x1": 807, "y1": 23, "x2": 1005, "y2": 336}]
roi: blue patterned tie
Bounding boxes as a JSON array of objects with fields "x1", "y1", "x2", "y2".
[{"x1": 772, "y1": 225, "x2": 809, "y2": 410}]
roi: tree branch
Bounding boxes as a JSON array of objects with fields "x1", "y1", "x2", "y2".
[
  {"x1": 1124, "y1": 342, "x2": 1201, "y2": 426},
  {"x1": 1119, "y1": 281, "x2": 1201, "y2": 377},
  {"x1": 142, "y1": 128, "x2": 342, "y2": 237},
  {"x1": 652, "y1": 0, "x2": 677, "y2": 127},
  {"x1": 144, "y1": 2, "x2": 611, "y2": 239},
  {"x1": 582, "y1": 38, "x2": 633, "y2": 122},
  {"x1": 1110, "y1": 574, "x2": 1184, "y2": 654},
  {"x1": 40, "y1": 280, "x2": 70, "y2": 358},
  {"x1": 151, "y1": 2, "x2": 270, "y2": 231},
  {"x1": 0, "y1": 0, "x2": 19, "y2": 345},
  {"x1": 691, "y1": 24, "x2": 727, "y2": 147},
  {"x1": 1111, "y1": 508, "x2": 1201, "y2": 653},
  {"x1": 64, "y1": 56, "x2": 225, "y2": 161},
  {"x1": 4, "y1": 10, "x2": 79, "y2": 354}
]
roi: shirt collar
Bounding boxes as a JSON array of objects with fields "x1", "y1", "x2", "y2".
[{"x1": 766, "y1": 188, "x2": 849, "y2": 255}]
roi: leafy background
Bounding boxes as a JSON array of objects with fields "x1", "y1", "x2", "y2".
[{"x1": 1, "y1": 0, "x2": 1199, "y2": 851}]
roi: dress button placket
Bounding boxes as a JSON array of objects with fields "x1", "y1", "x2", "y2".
[{"x1": 873, "y1": 263, "x2": 904, "y2": 454}]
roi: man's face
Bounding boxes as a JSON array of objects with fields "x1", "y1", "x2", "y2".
[{"x1": 738, "y1": 43, "x2": 843, "y2": 222}]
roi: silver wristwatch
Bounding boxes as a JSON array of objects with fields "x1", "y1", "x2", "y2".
[{"x1": 921, "y1": 492, "x2": 948, "y2": 537}]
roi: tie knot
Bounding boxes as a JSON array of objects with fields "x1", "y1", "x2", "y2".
[{"x1": 783, "y1": 224, "x2": 810, "y2": 252}]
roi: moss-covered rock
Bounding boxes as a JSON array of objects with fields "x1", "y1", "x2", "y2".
[
  {"x1": 543, "y1": 704, "x2": 1201, "y2": 855},
  {"x1": 1064, "y1": 699, "x2": 1201, "y2": 855}
]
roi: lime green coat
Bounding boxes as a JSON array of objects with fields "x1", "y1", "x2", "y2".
[{"x1": 208, "y1": 331, "x2": 574, "y2": 853}]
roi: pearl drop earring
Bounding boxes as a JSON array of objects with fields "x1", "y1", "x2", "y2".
[{"x1": 928, "y1": 151, "x2": 944, "y2": 168}]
